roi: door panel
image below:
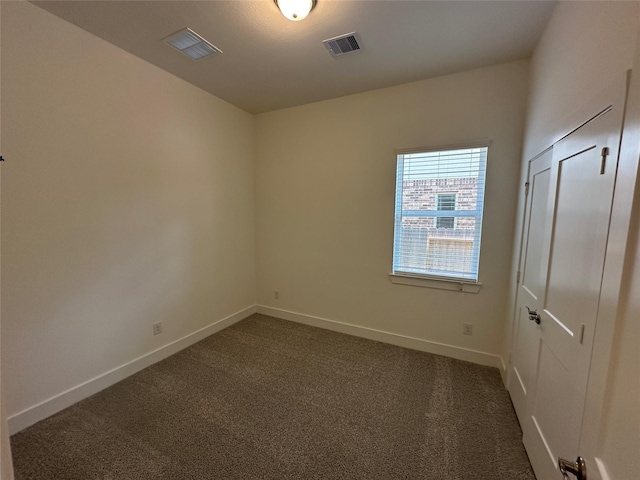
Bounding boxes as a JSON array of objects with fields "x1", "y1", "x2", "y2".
[
  {"x1": 545, "y1": 149, "x2": 615, "y2": 341},
  {"x1": 512, "y1": 308, "x2": 538, "y2": 396},
  {"x1": 530, "y1": 341, "x2": 580, "y2": 463},
  {"x1": 509, "y1": 152, "x2": 552, "y2": 422},
  {"x1": 522, "y1": 168, "x2": 550, "y2": 300}
]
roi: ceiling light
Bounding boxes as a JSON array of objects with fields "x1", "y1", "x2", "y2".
[{"x1": 274, "y1": 0, "x2": 317, "y2": 22}]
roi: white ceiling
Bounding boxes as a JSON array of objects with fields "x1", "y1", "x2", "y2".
[{"x1": 31, "y1": 0, "x2": 557, "y2": 114}]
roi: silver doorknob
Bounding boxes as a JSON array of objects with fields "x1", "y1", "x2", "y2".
[
  {"x1": 559, "y1": 456, "x2": 587, "y2": 480},
  {"x1": 525, "y1": 306, "x2": 541, "y2": 324}
]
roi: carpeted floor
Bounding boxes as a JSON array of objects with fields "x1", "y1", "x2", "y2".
[{"x1": 11, "y1": 314, "x2": 535, "y2": 479}]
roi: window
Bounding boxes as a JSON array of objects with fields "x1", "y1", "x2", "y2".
[
  {"x1": 392, "y1": 145, "x2": 488, "y2": 283},
  {"x1": 436, "y1": 193, "x2": 456, "y2": 229}
]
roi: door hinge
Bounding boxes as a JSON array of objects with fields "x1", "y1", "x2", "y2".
[
  {"x1": 516, "y1": 270, "x2": 521, "y2": 283},
  {"x1": 524, "y1": 181, "x2": 530, "y2": 196},
  {"x1": 600, "y1": 146, "x2": 609, "y2": 174}
]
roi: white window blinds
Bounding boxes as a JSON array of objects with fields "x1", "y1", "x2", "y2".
[{"x1": 392, "y1": 145, "x2": 488, "y2": 282}]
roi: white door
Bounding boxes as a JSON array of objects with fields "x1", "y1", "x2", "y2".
[{"x1": 509, "y1": 104, "x2": 624, "y2": 480}]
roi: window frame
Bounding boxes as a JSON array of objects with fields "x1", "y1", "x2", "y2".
[
  {"x1": 435, "y1": 193, "x2": 457, "y2": 229},
  {"x1": 390, "y1": 140, "x2": 490, "y2": 290}
]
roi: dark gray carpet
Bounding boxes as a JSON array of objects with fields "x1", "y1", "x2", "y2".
[{"x1": 11, "y1": 314, "x2": 534, "y2": 479}]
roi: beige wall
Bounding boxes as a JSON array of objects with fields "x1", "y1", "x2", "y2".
[
  {"x1": 255, "y1": 60, "x2": 529, "y2": 363},
  {"x1": 0, "y1": 3, "x2": 15, "y2": 471},
  {"x1": 504, "y1": 2, "x2": 640, "y2": 479},
  {"x1": 1, "y1": 3, "x2": 16, "y2": 477},
  {"x1": 1, "y1": 1, "x2": 256, "y2": 424},
  {"x1": 522, "y1": 1, "x2": 640, "y2": 160}
]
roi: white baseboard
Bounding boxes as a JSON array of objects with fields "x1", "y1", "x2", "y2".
[
  {"x1": 256, "y1": 305, "x2": 502, "y2": 370},
  {"x1": 8, "y1": 305, "x2": 256, "y2": 435},
  {"x1": 498, "y1": 355, "x2": 508, "y2": 386},
  {"x1": 10, "y1": 305, "x2": 504, "y2": 434}
]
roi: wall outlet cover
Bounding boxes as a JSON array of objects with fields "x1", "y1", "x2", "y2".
[{"x1": 153, "y1": 322, "x2": 162, "y2": 335}]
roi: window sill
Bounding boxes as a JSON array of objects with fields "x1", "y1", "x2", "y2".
[{"x1": 388, "y1": 273, "x2": 482, "y2": 293}]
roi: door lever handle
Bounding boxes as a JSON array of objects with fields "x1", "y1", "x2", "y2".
[
  {"x1": 525, "y1": 306, "x2": 541, "y2": 325},
  {"x1": 559, "y1": 456, "x2": 587, "y2": 480}
]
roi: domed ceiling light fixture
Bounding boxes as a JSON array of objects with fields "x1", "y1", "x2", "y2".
[{"x1": 274, "y1": 0, "x2": 317, "y2": 21}]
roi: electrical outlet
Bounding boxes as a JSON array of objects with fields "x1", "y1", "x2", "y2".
[
  {"x1": 463, "y1": 323, "x2": 473, "y2": 335},
  {"x1": 153, "y1": 322, "x2": 162, "y2": 335},
  {"x1": 274, "y1": 290, "x2": 279, "y2": 300}
]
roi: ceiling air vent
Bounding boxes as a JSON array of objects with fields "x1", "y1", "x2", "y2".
[
  {"x1": 323, "y1": 32, "x2": 361, "y2": 56},
  {"x1": 164, "y1": 28, "x2": 222, "y2": 61}
]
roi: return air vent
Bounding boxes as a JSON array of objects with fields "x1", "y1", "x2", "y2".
[
  {"x1": 323, "y1": 32, "x2": 361, "y2": 56},
  {"x1": 164, "y1": 28, "x2": 222, "y2": 60}
]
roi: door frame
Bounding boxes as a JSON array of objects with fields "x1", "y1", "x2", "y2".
[{"x1": 581, "y1": 56, "x2": 640, "y2": 478}]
